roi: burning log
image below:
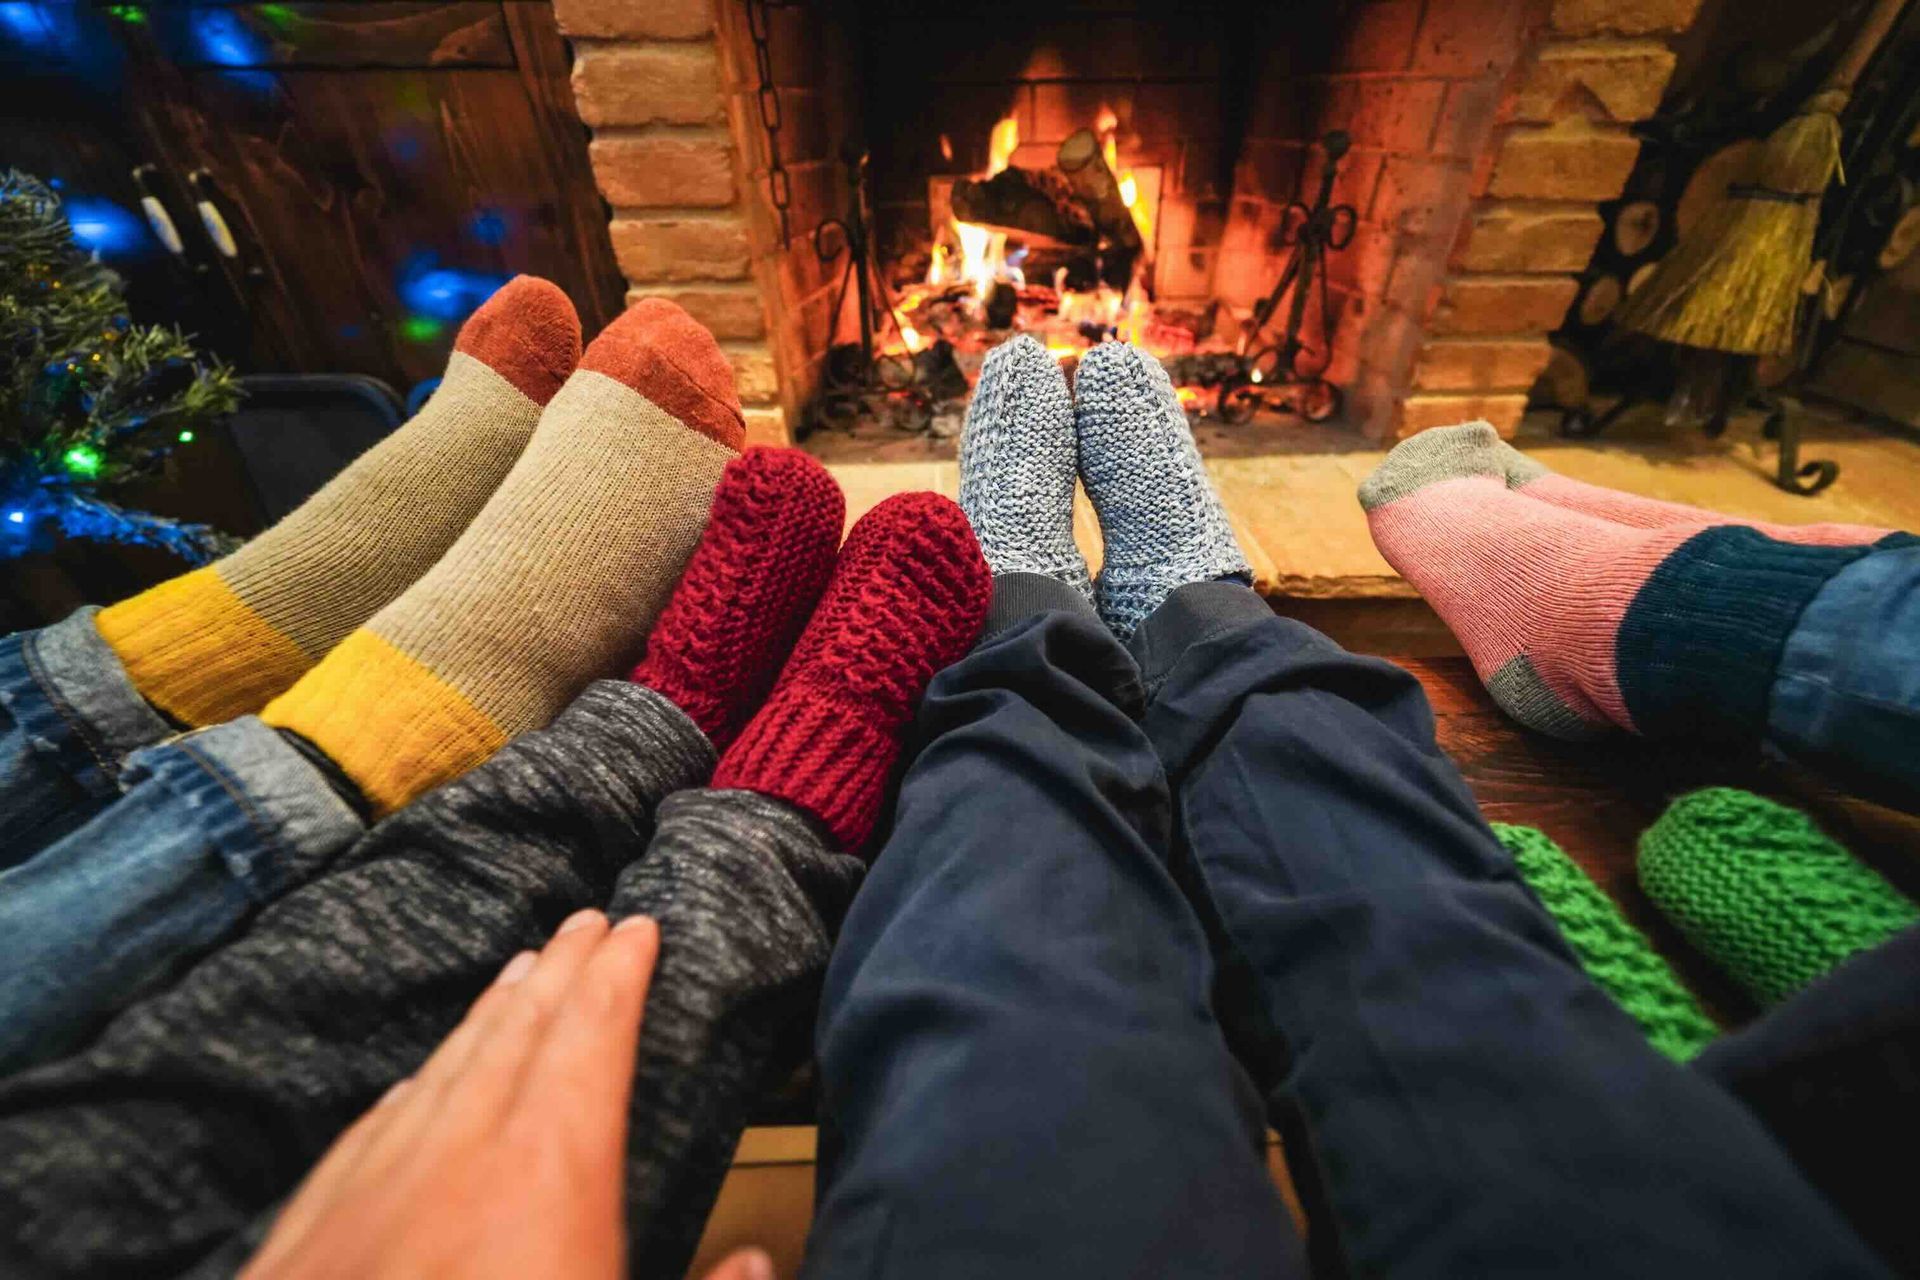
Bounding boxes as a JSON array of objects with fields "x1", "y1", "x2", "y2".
[
  {"x1": 1056, "y1": 129, "x2": 1142, "y2": 256},
  {"x1": 949, "y1": 166, "x2": 1094, "y2": 247}
]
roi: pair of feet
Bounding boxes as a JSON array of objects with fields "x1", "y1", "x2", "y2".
[
  {"x1": 960, "y1": 336, "x2": 1250, "y2": 638},
  {"x1": 100, "y1": 279, "x2": 992, "y2": 835},
  {"x1": 634, "y1": 449, "x2": 989, "y2": 853},
  {"x1": 1361, "y1": 422, "x2": 1895, "y2": 740},
  {"x1": 101, "y1": 277, "x2": 746, "y2": 814}
]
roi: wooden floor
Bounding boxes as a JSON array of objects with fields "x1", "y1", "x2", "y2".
[{"x1": 690, "y1": 655, "x2": 1920, "y2": 1275}]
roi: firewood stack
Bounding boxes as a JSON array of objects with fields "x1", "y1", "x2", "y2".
[{"x1": 950, "y1": 127, "x2": 1143, "y2": 289}]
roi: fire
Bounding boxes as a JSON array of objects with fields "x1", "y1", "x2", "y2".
[
  {"x1": 935, "y1": 115, "x2": 1025, "y2": 300},
  {"x1": 987, "y1": 116, "x2": 1019, "y2": 177},
  {"x1": 898, "y1": 324, "x2": 922, "y2": 353},
  {"x1": 1095, "y1": 105, "x2": 1154, "y2": 246}
]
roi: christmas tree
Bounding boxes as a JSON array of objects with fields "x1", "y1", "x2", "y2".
[{"x1": 1, "y1": 168, "x2": 240, "y2": 563}]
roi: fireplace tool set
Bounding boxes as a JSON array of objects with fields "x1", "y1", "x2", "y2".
[{"x1": 1220, "y1": 130, "x2": 1358, "y2": 425}]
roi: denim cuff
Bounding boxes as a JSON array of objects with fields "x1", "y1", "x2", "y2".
[
  {"x1": 0, "y1": 606, "x2": 172, "y2": 799},
  {"x1": 120, "y1": 716, "x2": 366, "y2": 903},
  {"x1": 981, "y1": 572, "x2": 1098, "y2": 642},
  {"x1": 1128, "y1": 579, "x2": 1273, "y2": 697}
]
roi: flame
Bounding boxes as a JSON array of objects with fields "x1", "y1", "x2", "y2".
[
  {"x1": 953, "y1": 219, "x2": 1008, "y2": 300},
  {"x1": 1094, "y1": 106, "x2": 1153, "y2": 247},
  {"x1": 899, "y1": 324, "x2": 922, "y2": 353},
  {"x1": 926, "y1": 243, "x2": 950, "y2": 286},
  {"x1": 987, "y1": 117, "x2": 1019, "y2": 177},
  {"x1": 939, "y1": 134, "x2": 953, "y2": 163}
]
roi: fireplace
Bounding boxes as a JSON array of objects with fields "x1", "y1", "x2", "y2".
[{"x1": 558, "y1": 0, "x2": 1695, "y2": 446}]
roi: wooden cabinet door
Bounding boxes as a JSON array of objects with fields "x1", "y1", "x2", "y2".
[{"x1": 11, "y1": 2, "x2": 624, "y2": 397}]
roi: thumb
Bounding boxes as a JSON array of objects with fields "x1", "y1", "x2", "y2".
[{"x1": 699, "y1": 1247, "x2": 775, "y2": 1280}]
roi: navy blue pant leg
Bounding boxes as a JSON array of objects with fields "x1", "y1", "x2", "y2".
[
  {"x1": 803, "y1": 575, "x2": 1305, "y2": 1280},
  {"x1": 1694, "y1": 926, "x2": 1920, "y2": 1275},
  {"x1": 1133, "y1": 581, "x2": 1887, "y2": 1280}
]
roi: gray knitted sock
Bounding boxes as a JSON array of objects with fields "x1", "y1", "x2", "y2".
[
  {"x1": 958, "y1": 335, "x2": 1093, "y2": 599},
  {"x1": 1075, "y1": 342, "x2": 1248, "y2": 637}
]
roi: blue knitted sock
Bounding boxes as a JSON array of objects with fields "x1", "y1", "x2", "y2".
[
  {"x1": 1074, "y1": 341, "x2": 1248, "y2": 637},
  {"x1": 958, "y1": 335, "x2": 1093, "y2": 599}
]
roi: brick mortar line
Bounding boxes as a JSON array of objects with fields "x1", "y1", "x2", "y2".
[
  {"x1": 589, "y1": 123, "x2": 733, "y2": 142},
  {"x1": 607, "y1": 206, "x2": 751, "y2": 221},
  {"x1": 566, "y1": 34, "x2": 717, "y2": 50}
]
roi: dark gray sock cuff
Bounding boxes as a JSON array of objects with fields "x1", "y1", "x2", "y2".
[
  {"x1": 982, "y1": 571, "x2": 1098, "y2": 641},
  {"x1": 1128, "y1": 579, "x2": 1273, "y2": 695}
]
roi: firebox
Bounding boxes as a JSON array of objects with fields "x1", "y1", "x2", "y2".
[{"x1": 562, "y1": 0, "x2": 1691, "y2": 449}]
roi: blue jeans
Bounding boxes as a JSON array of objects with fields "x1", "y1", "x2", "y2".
[
  {"x1": 805, "y1": 578, "x2": 1888, "y2": 1278},
  {"x1": 0, "y1": 609, "x2": 362, "y2": 1074},
  {"x1": 0, "y1": 608, "x2": 173, "y2": 860},
  {"x1": 1770, "y1": 541, "x2": 1920, "y2": 805}
]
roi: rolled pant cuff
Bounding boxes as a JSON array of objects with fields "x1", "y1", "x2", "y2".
[
  {"x1": 127, "y1": 716, "x2": 368, "y2": 901},
  {"x1": 982, "y1": 572, "x2": 1097, "y2": 641},
  {"x1": 1129, "y1": 580, "x2": 1272, "y2": 695},
  {"x1": 2, "y1": 606, "x2": 172, "y2": 795}
]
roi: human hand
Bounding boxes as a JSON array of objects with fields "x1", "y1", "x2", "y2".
[{"x1": 241, "y1": 909, "x2": 774, "y2": 1280}]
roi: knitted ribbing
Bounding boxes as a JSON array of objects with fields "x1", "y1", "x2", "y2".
[
  {"x1": 711, "y1": 491, "x2": 992, "y2": 851},
  {"x1": 1359, "y1": 425, "x2": 1871, "y2": 741},
  {"x1": 1493, "y1": 823, "x2": 1719, "y2": 1061},
  {"x1": 958, "y1": 334, "x2": 1092, "y2": 598},
  {"x1": 1075, "y1": 341, "x2": 1248, "y2": 637},
  {"x1": 264, "y1": 298, "x2": 743, "y2": 814},
  {"x1": 97, "y1": 277, "x2": 580, "y2": 726},
  {"x1": 1638, "y1": 788, "x2": 1919, "y2": 1006},
  {"x1": 630, "y1": 448, "x2": 844, "y2": 750},
  {"x1": 1493, "y1": 439, "x2": 1892, "y2": 544}
]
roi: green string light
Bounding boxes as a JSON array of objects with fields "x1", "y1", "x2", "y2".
[
  {"x1": 63, "y1": 444, "x2": 104, "y2": 478},
  {"x1": 400, "y1": 315, "x2": 445, "y2": 343},
  {"x1": 177, "y1": 429, "x2": 195, "y2": 443}
]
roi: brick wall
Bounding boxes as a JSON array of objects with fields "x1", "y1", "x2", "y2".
[
  {"x1": 556, "y1": 0, "x2": 809, "y2": 445},
  {"x1": 1406, "y1": 0, "x2": 1700, "y2": 438},
  {"x1": 1216, "y1": 0, "x2": 1694, "y2": 440},
  {"x1": 1216, "y1": 0, "x2": 1535, "y2": 439},
  {"x1": 559, "y1": 0, "x2": 1697, "y2": 443}
]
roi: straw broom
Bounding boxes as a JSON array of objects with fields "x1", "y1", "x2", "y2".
[{"x1": 1615, "y1": 0, "x2": 1909, "y2": 357}]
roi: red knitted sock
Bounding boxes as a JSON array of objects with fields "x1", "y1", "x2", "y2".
[
  {"x1": 630, "y1": 447, "x2": 844, "y2": 749},
  {"x1": 711, "y1": 491, "x2": 992, "y2": 852}
]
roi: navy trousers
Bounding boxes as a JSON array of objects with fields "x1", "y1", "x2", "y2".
[{"x1": 802, "y1": 577, "x2": 1886, "y2": 1279}]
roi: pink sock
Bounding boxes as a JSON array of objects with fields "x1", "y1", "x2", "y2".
[
  {"x1": 1359, "y1": 426, "x2": 1895, "y2": 741},
  {"x1": 1489, "y1": 431, "x2": 1888, "y2": 546}
]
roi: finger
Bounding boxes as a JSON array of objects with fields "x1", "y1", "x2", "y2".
[
  {"x1": 241, "y1": 1075, "x2": 419, "y2": 1275},
  {"x1": 419, "y1": 912, "x2": 606, "y2": 1097},
  {"x1": 699, "y1": 1247, "x2": 776, "y2": 1280},
  {"x1": 358, "y1": 911, "x2": 611, "y2": 1170},
  {"x1": 505, "y1": 915, "x2": 661, "y2": 1162}
]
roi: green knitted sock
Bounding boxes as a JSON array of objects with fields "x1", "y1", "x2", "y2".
[
  {"x1": 1494, "y1": 823, "x2": 1719, "y2": 1061},
  {"x1": 1638, "y1": 787, "x2": 1919, "y2": 1006}
]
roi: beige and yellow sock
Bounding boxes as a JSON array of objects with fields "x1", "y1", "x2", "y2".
[
  {"x1": 262, "y1": 298, "x2": 747, "y2": 815},
  {"x1": 95, "y1": 277, "x2": 582, "y2": 727}
]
